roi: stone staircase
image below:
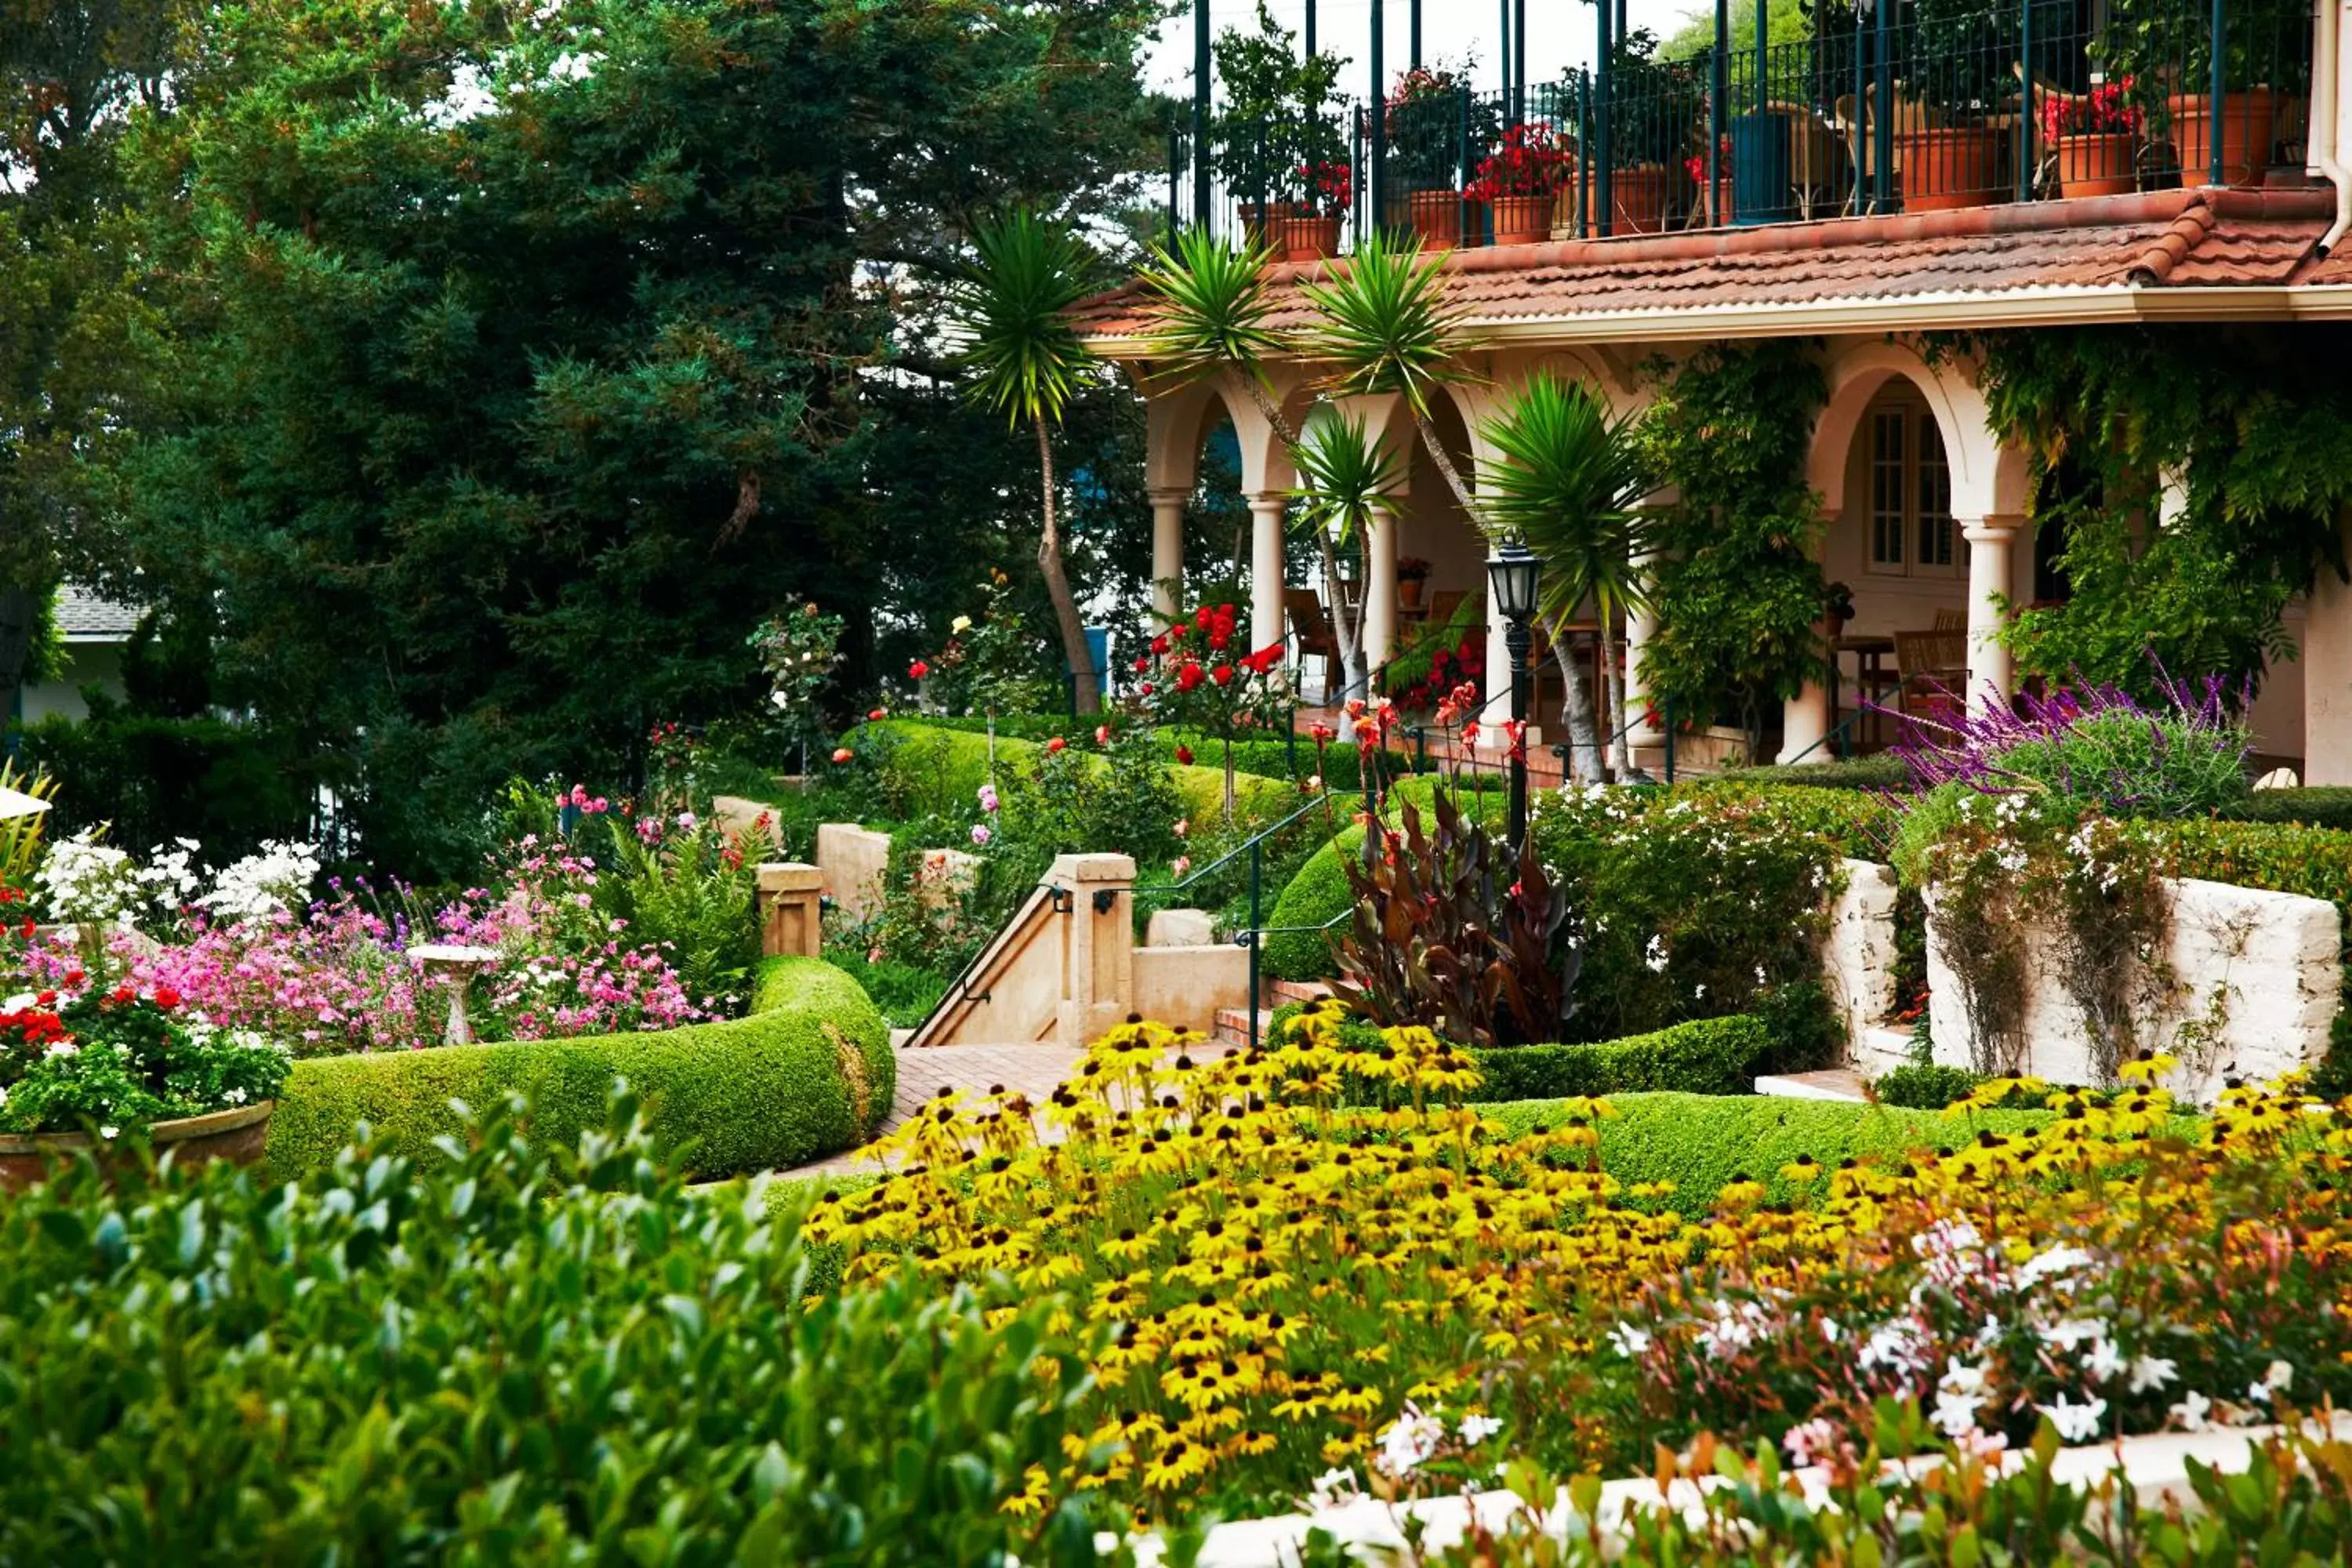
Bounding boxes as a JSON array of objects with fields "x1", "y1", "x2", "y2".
[{"x1": 1211, "y1": 979, "x2": 1330, "y2": 1047}]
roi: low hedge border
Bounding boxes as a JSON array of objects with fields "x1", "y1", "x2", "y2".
[
  {"x1": 1465, "y1": 1015, "x2": 1771, "y2": 1102},
  {"x1": 267, "y1": 956, "x2": 891, "y2": 1183},
  {"x1": 1483, "y1": 1091, "x2": 2058, "y2": 1218}
]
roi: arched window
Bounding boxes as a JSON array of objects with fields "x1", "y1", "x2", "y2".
[{"x1": 1867, "y1": 398, "x2": 1958, "y2": 579}]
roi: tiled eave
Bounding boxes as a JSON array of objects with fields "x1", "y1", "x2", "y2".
[{"x1": 1074, "y1": 187, "x2": 2348, "y2": 357}]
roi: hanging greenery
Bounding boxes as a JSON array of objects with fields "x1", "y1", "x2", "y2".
[
  {"x1": 1634, "y1": 342, "x2": 1829, "y2": 754},
  {"x1": 1969, "y1": 325, "x2": 2352, "y2": 699}
]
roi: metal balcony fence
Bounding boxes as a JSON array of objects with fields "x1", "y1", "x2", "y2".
[{"x1": 1163, "y1": 0, "x2": 2313, "y2": 250}]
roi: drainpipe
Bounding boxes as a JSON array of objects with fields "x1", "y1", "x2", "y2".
[{"x1": 2315, "y1": 0, "x2": 2350, "y2": 254}]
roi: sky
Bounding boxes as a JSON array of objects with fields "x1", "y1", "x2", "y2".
[{"x1": 1139, "y1": 0, "x2": 1708, "y2": 100}]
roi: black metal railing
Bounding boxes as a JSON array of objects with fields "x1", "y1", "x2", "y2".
[{"x1": 1164, "y1": 0, "x2": 2313, "y2": 251}]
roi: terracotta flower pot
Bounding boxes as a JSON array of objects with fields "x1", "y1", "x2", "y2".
[
  {"x1": 1279, "y1": 212, "x2": 1342, "y2": 263},
  {"x1": 1489, "y1": 192, "x2": 1554, "y2": 245},
  {"x1": 1399, "y1": 579, "x2": 1426, "y2": 609},
  {"x1": 0, "y1": 1100, "x2": 275, "y2": 1192},
  {"x1": 1895, "y1": 125, "x2": 2003, "y2": 211},
  {"x1": 2053, "y1": 132, "x2": 2139, "y2": 197},
  {"x1": 1406, "y1": 189, "x2": 1468, "y2": 249},
  {"x1": 1237, "y1": 201, "x2": 1299, "y2": 251},
  {"x1": 1610, "y1": 165, "x2": 1669, "y2": 234},
  {"x1": 1703, "y1": 176, "x2": 1733, "y2": 226},
  {"x1": 2166, "y1": 89, "x2": 2278, "y2": 188}
]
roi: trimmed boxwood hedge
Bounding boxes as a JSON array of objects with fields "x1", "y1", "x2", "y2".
[
  {"x1": 1468, "y1": 1015, "x2": 1770, "y2": 1102},
  {"x1": 267, "y1": 956, "x2": 891, "y2": 1182},
  {"x1": 1483, "y1": 1091, "x2": 2057, "y2": 1218}
]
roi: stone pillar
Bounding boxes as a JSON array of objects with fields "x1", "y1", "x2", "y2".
[
  {"x1": 2308, "y1": 512, "x2": 2352, "y2": 785},
  {"x1": 1051, "y1": 852, "x2": 1137, "y2": 1047},
  {"x1": 1363, "y1": 497, "x2": 1400, "y2": 677},
  {"x1": 1481, "y1": 604, "x2": 1513, "y2": 733},
  {"x1": 1247, "y1": 492, "x2": 1287, "y2": 658},
  {"x1": 756, "y1": 862, "x2": 825, "y2": 959},
  {"x1": 1962, "y1": 514, "x2": 2024, "y2": 712},
  {"x1": 1777, "y1": 680, "x2": 1831, "y2": 765},
  {"x1": 1149, "y1": 485, "x2": 1188, "y2": 626}
]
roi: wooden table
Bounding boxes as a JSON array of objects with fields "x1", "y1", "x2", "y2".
[{"x1": 1827, "y1": 633, "x2": 1896, "y2": 751}]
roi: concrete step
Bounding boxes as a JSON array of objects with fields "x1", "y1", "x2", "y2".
[
  {"x1": 1755, "y1": 1067, "x2": 1871, "y2": 1103},
  {"x1": 1265, "y1": 978, "x2": 1331, "y2": 1008}
]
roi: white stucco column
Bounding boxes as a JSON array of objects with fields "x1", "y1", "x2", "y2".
[
  {"x1": 1148, "y1": 485, "x2": 1187, "y2": 627},
  {"x1": 2307, "y1": 513, "x2": 2352, "y2": 786},
  {"x1": 1363, "y1": 498, "x2": 1400, "y2": 677},
  {"x1": 1776, "y1": 680, "x2": 1831, "y2": 764},
  {"x1": 1962, "y1": 514, "x2": 2024, "y2": 711},
  {"x1": 1624, "y1": 551, "x2": 1662, "y2": 747},
  {"x1": 1480, "y1": 604, "x2": 1512, "y2": 732},
  {"x1": 1247, "y1": 492, "x2": 1287, "y2": 658}
]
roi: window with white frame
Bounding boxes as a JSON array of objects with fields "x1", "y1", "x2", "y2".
[{"x1": 1867, "y1": 402, "x2": 1960, "y2": 578}]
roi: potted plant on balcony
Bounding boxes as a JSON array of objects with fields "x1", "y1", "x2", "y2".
[
  {"x1": 1468, "y1": 122, "x2": 1575, "y2": 243},
  {"x1": 2097, "y1": 0, "x2": 2307, "y2": 187},
  {"x1": 1602, "y1": 31, "x2": 1701, "y2": 233},
  {"x1": 1387, "y1": 62, "x2": 1494, "y2": 247},
  {"x1": 0, "y1": 979, "x2": 291, "y2": 1191},
  {"x1": 1896, "y1": 0, "x2": 2013, "y2": 210},
  {"x1": 1282, "y1": 158, "x2": 1352, "y2": 261},
  {"x1": 1683, "y1": 134, "x2": 1733, "y2": 224},
  {"x1": 2042, "y1": 76, "x2": 2143, "y2": 196},
  {"x1": 1213, "y1": 2, "x2": 1350, "y2": 245}
]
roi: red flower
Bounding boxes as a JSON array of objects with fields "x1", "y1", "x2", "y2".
[
  {"x1": 1210, "y1": 665, "x2": 1234, "y2": 687},
  {"x1": 908, "y1": 659, "x2": 929, "y2": 680},
  {"x1": 1047, "y1": 736, "x2": 1067, "y2": 753},
  {"x1": 1177, "y1": 662, "x2": 1206, "y2": 693},
  {"x1": 831, "y1": 747, "x2": 855, "y2": 764},
  {"x1": 152, "y1": 985, "x2": 180, "y2": 1010},
  {"x1": 1150, "y1": 633, "x2": 1171, "y2": 655},
  {"x1": 1094, "y1": 725, "x2": 1111, "y2": 746},
  {"x1": 1133, "y1": 655, "x2": 1152, "y2": 673},
  {"x1": 1175, "y1": 745, "x2": 1195, "y2": 765},
  {"x1": 1194, "y1": 607, "x2": 1213, "y2": 629},
  {"x1": 867, "y1": 706, "x2": 888, "y2": 721}
]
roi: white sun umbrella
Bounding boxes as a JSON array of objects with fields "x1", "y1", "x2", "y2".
[{"x1": 0, "y1": 785, "x2": 52, "y2": 822}]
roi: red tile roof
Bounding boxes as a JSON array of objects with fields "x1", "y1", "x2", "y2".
[{"x1": 1071, "y1": 187, "x2": 2339, "y2": 344}]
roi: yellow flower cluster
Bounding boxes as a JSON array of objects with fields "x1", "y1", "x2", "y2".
[{"x1": 804, "y1": 1014, "x2": 2351, "y2": 1516}]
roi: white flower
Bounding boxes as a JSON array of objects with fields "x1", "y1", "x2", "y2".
[
  {"x1": 97, "y1": 1125, "x2": 118, "y2": 1142},
  {"x1": 1374, "y1": 1406, "x2": 1446, "y2": 1478},
  {"x1": 1932, "y1": 1388, "x2": 1984, "y2": 1438},
  {"x1": 2129, "y1": 1356, "x2": 2179, "y2": 1394},
  {"x1": 675, "y1": 811, "x2": 697, "y2": 833},
  {"x1": 1458, "y1": 1413, "x2": 1502, "y2": 1446},
  {"x1": 1307, "y1": 1467, "x2": 1359, "y2": 1509},
  {"x1": 2250, "y1": 1359, "x2": 2295, "y2": 1403},
  {"x1": 1781, "y1": 1417, "x2": 1839, "y2": 1466},
  {"x1": 2038, "y1": 1318, "x2": 2107, "y2": 1353},
  {"x1": 770, "y1": 690, "x2": 789, "y2": 710},
  {"x1": 951, "y1": 615, "x2": 974, "y2": 634},
  {"x1": 2016, "y1": 1244, "x2": 2095, "y2": 1290},
  {"x1": 2082, "y1": 1338, "x2": 2129, "y2": 1384},
  {"x1": 1642, "y1": 935, "x2": 1668, "y2": 973},
  {"x1": 198, "y1": 840, "x2": 321, "y2": 922},
  {"x1": 2036, "y1": 1392, "x2": 2107, "y2": 1443},
  {"x1": 225, "y1": 1087, "x2": 248, "y2": 1106},
  {"x1": 2170, "y1": 1390, "x2": 2213, "y2": 1431},
  {"x1": 1939, "y1": 1358, "x2": 1987, "y2": 1396},
  {"x1": 1606, "y1": 1323, "x2": 1653, "y2": 1358}
]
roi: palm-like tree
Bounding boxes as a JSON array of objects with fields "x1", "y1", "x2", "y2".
[
  {"x1": 1134, "y1": 226, "x2": 1301, "y2": 449},
  {"x1": 1288, "y1": 412, "x2": 1402, "y2": 701},
  {"x1": 1479, "y1": 373, "x2": 1653, "y2": 782},
  {"x1": 953, "y1": 209, "x2": 1104, "y2": 712},
  {"x1": 1293, "y1": 232, "x2": 1483, "y2": 514}
]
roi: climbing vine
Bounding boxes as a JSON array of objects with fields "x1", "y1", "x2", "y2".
[
  {"x1": 1966, "y1": 325, "x2": 2352, "y2": 700},
  {"x1": 1635, "y1": 341, "x2": 1828, "y2": 757}
]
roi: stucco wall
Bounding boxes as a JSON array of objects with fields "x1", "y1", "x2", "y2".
[{"x1": 814, "y1": 823, "x2": 891, "y2": 924}]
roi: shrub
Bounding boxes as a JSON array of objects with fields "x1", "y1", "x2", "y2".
[
  {"x1": 1462, "y1": 1015, "x2": 1770, "y2": 1102},
  {"x1": 586, "y1": 810, "x2": 763, "y2": 1008},
  {"x1": 2216, "y1": 786, "x2": 2352, "y2": 833},
  {"x1": 1715, "y1": 753, "x2": 1911, "y2": 791},
  {"x1": 0, "y1": 1094, "x2": 1099, "y2": 1563},
  {"x1": 1890, "y1": 670, "x2": 2252, "y2": 818},
  {"x1": 1870, "y1": 1061, "x2": 1984, "y2": 1109},
  {"x1": 267, "y1": 956, "x2": 889, "y2": 1181}
]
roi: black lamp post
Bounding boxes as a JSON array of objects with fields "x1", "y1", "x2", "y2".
[{"x1": 1486, "y1": 539, "x2": 1544, "y2": 852}]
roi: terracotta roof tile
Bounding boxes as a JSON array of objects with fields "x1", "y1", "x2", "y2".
[{"x1": 1072, "y1": 187, "x2": 2335, "y2": 342}]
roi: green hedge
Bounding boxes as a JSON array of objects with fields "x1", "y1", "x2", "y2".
[
  {"x1": 1258, "y1": 778, "x2": 1508, "y2": 981},
  {"x1": 1715, "y1": 754, "x2": 1913, "y2": 792},
  {"x1": 1467, "y1": 1015, "x2": 1770, "y2": 1102},
  {"x1": 1484, "y1": 1091, "x2": 2056, "y2": 1218},
  {"x1": 2211, "y1": 787, "x2": 2352, "y2": 833},
  {"x1": 268, "y1": 956, "x2": 891, "y2": 1182}
]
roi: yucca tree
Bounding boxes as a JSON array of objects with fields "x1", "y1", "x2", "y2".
[
  {"x1": 953, "y1": 209, "x2": 1104, "y2": 712},
  {"x1": 1134, "y1": 226, "x2": 1301, "y2": 449},
  {"x1": 1479, "y1": 373, "x2": 1653, "y2": 782},
  {"x1": 1294, "y1": 232, "x2": 1483, "y2": 517},
  {"x1": 1289, "y1": 412, "x2": 1403, "y2": 701}
]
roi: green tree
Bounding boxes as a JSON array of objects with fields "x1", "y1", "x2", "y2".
[
  {"x1": 1288, "y1": 411, "x2": 1401, "y2": 701},
  {"x1": 102, "y1": 0, "x2": 1161, "y2": 873},
  {"x1": 1478, "y1": 373, "x2": 1653, "y2": 782},
  {"x1": 952, "y1": 209, "x2": 1105, "y2": 713}
]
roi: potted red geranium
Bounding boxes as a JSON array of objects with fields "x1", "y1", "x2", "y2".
[
  {"x1": 2042, "y1": 78, "x2": 2142, "y2": 198},
  {"x1": 1282, "y1": 158, "x2": 1352, "y2": 262},
  {"x1": 0, "y1": 978, "x2": 290, "y2": 1190},
  {"x1": 1468, "y1": 124, "x2": 1573, "y2": 244}
]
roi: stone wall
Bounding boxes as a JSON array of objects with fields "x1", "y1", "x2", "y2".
[
  {"x1": 814, "y1": 823, "x2": 891, "y2": 924},
  {"x1": 1819, "y1": 858, "x2": 1901, "y2": 1062},
  {"x1": 1923, "y1": 876, "x2": 2341, "y2": 1101}
]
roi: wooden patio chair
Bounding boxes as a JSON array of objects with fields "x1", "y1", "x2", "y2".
[
  {"x1": 1765, "y1": 100, "x2": 1853, "y2": 219},
  {"x1": 1284, "y1": 588, "x2": 1341, "y2": 693},
  {"x1": 1893, "y1": 628, "x2": 1969, "y2": 727},
  {"x1": 1831, "y1": 83, "x2": 1941, "y2": 214},
  {"x1": 1932, "y1": 608, "x2": 1966, "y2": 633}
]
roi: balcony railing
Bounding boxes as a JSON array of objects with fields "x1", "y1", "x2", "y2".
[{"x1": 1163, "y1": 0, "x2": 2314, "y2": 254}]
